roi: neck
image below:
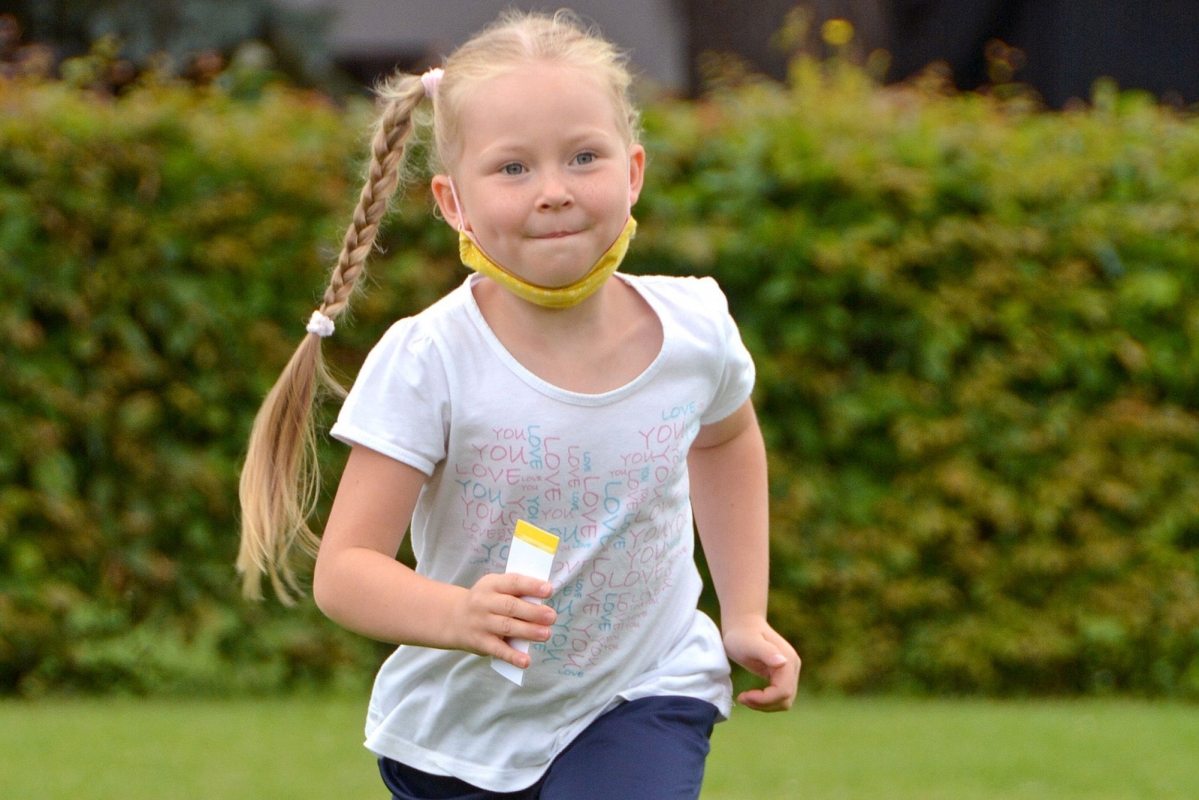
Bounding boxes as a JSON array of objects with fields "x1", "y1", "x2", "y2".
[
  {"x1": 472, "y1": 271, "x2": 618, "y2": 338},
  {"x1": 471, "y1": 272, "x2": 662, "y2": 395}
]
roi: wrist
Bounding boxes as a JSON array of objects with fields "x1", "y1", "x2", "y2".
[
  {"x1": 720, "y1": 611, "x2": 770, "y2": 635},
  {"x1": 439, "y1": 582, "x2": 477, "y2": 652}
]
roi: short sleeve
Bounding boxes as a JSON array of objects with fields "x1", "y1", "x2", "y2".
[
  {"x1": 697, "y1": 278, "x2": 756, "y2": 425},
  {"x1": 329, "y1": 319, "x2": 450, "y2": 475}
]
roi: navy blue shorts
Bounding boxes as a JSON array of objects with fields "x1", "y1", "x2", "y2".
[{"x1": 378, "y1": 696, "x2": 720, "y2": 800}]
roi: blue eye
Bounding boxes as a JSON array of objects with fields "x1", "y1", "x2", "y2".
[
  {"x1": 574, "y1": 152, "x2": 596, "y2": 165},
  {"x1": 501, "y1": 163, "x2": 525, "y2": 175}
]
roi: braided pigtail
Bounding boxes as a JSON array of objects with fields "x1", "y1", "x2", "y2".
[{"x1": 237, "y1": 73, "x2": 428, "y2": 604}]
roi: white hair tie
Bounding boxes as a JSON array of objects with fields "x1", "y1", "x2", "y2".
[
  {"x1": 421, "y1": 67, "x2": 444, "y2": 99},
  {"x1": 306, "y1": 310, "x2": 335, "y2": 338}
]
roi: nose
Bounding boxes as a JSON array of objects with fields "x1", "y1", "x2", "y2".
[{"x1": 536, "y1": 169, "x2": 573, "y2": 211}]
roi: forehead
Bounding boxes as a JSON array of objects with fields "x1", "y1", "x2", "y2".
[{"x1": 455, "y1": 62, "x2": 625, "y2": 156}]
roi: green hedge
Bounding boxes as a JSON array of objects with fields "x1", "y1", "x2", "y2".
[
  {"x1": 0, "y1": 75, "x2": 461, "y2": 695},
  {"x1": 2, "y1": 61, "x2": 1198, "y2": 697},
  {"x1": 631, "y1": 65, "x2": 1199, "y2": 697}
]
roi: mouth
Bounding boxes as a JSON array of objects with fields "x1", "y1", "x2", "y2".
[{"x1": 531, "y1": 230, "x2": 580, "y2": 239}]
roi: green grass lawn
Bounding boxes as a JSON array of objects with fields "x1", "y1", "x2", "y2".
[{"x1": 2, "y1": 696, "x2": 1196, "y2": 799}]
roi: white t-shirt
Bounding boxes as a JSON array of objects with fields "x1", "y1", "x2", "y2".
[{"x1": 330, "y1": 273, "x2": 755, "y2": 792}]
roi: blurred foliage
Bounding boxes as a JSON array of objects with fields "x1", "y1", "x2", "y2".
[
  {"x1": 0, "y1": 54, "x2": 461, "y2": 696},
  {"x1": 630, "y1": 62, "x2": 1199, "y2": 698},
  {"x1": 1, "y1": 52, "x2": 1198, "y2": 697}
]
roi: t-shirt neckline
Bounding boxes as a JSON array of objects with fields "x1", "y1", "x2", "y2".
[{"x1": 462, "y1": 273, "x2": 673, "y2": 406}]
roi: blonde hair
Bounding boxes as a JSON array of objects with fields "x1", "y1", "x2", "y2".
[
  {"x1": 237, "y1": 10, "x2": 640, "y2": 603},
  {"x1": 432, "y1": 9, "x2": 640, "y2": 171}
]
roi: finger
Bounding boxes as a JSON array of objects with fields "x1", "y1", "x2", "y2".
[
  {"x1": 736, "y1": 654, "x2": 799, "y2": 711},
  {"x1": 488, "y1": 637, "x2": 533, "y2": 669},
  {"x1": 736, "y1": 685, "x2": 793, "y2": 712},
  {"x1": 489, "y1": 613, "x2": 553, "y2": 644},
  {"x1": 732, "y1": 647, "x2": 789, "y2": 681},
  {"x1": 489, "y1": 594, "x2": 557, "y2": 625},
  {"x1": 743, "y1": 651, "x2": 788, "y2": 677},
  {"x1": 494, "y1": 574, "x2": 554, "y2": 599},
  {"x1": 737, "y1": 669, "x2": 796, "y2": 711}
]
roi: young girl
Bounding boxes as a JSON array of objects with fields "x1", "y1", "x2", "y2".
[{"x1": 238, "y1": 11, "x2": 799, "y2": 799}]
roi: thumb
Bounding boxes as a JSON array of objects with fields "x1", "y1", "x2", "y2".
[{"x1": 744, "y1": 648, "x2": 787, "y2": 677}]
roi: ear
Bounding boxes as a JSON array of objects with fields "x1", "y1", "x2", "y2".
[
  {"x1": 627, "y1": 144, "x2": 646, "y2": 207},
  {"x1": 430, "y1": 174, "x2": 467, "y2": 231}
]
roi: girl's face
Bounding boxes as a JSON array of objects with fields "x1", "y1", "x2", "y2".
[{"x1": 433, "y1": 62, "x2": 645, "y2": 293}]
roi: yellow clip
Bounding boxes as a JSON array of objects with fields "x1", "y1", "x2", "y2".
[{"x1": 514, "y1": 520, "x2": 560, "y2": 555}]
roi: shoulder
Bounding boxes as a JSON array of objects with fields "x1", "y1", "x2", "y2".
[
  {"x1": 348, "y1": 281, "x2": 477, "y2": 392},
  {"x1": 626, "y1": 275, "x2": 750, "y2": 387},
  {"x1": 370, "y1": 281, "x2": 472, "y2": 357},
  {"x1": 625, "y1": 274, "x2": 732, "y2": 318}
]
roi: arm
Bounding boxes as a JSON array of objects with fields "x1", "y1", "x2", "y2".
[
  {"x1": 688, "y1": 399, "x2": 800, "y2": 711},
  {"x1": 312, "y1": 444, "x2": 556, "y2": 668}
]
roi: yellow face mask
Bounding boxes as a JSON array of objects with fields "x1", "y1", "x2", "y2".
[
  {"x1": 458, "y1": 217, "x2": 637, "y2": 309},
  {"x1": 445, "y1": 176, "x2": 636, "y2": 309}
]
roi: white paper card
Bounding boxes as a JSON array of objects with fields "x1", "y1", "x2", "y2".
[{"x1": 491, "y1": 521, "x2": 559, "y2": 686}]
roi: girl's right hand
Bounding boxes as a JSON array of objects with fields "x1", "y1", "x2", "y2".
[{"x1": 451, "y1": 574, "x2": 556, "y2": 668}]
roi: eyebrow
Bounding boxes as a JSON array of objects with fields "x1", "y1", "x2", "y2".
[{"x1": 476, "y1": 127, "x2": 620, "y2": 159}]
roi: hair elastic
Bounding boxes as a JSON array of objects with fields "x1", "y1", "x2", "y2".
[
  {"x1": 306, "y1": 310, "x2": 335, "y2": 338},
  {"x1": 421, "y1": 67, "x2": 444, "y2": 99}
]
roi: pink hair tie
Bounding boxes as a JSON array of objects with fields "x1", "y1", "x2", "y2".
[{"x1": 421, "y1": 67, "x2": 444, "y2": 99}]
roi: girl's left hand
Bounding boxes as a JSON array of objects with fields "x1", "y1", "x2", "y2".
[{"x1": 722, "y1": 617, "x2": 800, "y2": 712}]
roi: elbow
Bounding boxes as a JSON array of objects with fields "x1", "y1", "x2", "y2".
[{"x1": 311, "y1": 553, "x2": 338, "y2": 620}]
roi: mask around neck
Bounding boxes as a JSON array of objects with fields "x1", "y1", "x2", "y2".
[{"x1": 457, "y1": 216, "x2": 637, "y2": 309}]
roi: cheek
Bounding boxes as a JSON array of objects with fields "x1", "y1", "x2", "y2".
[
  {"x1": 583, "y1": 175, "x2": 631, "y2": 211},
  {"x1": 469, "y1": 191, "x2": 526, "y2": 235}
]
